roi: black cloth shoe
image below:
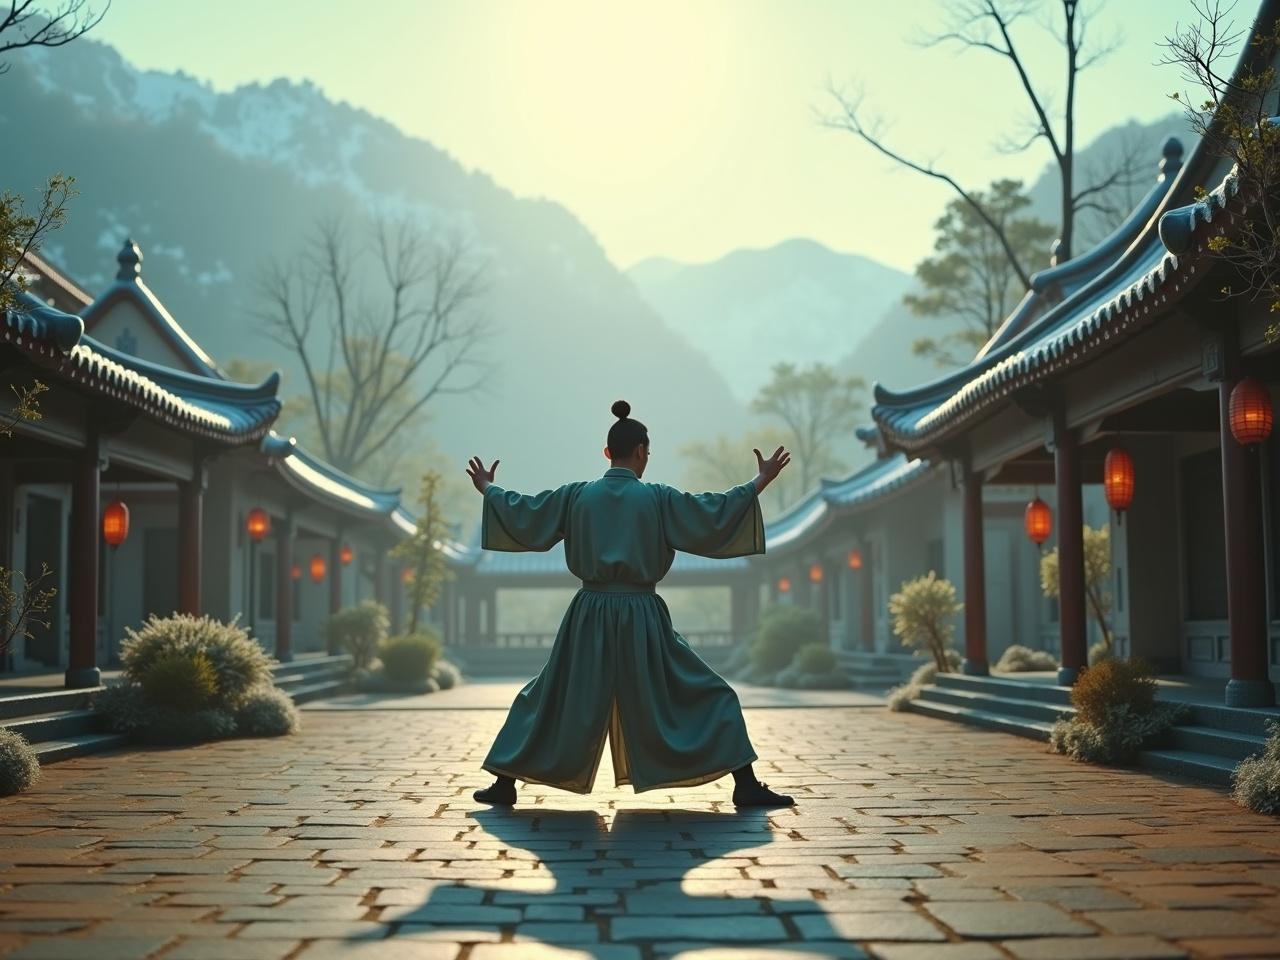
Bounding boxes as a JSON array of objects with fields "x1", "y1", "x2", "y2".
[
  {"x1": 473, "y1": 779, "x2": 517, "y2": 805},
  {"x1": 732, "y1": 779, "x2": 794, "y2": 807}
]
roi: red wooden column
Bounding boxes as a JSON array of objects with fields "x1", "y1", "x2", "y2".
[
  {"x1": 275, "y1": 514, "x2": 294, "y2": 663},
  {"x1": 1054, "y1": 419, "x2": 1087, "y2": 685},
  {"x1": 1220, "y1": 377, "x2": 1276, "y2": 707},
  {"x1": 66, "y1": 430, "x2": 101, "y2": 688},
  {"x1": 177, "y1": 462, "x2": 206, "y2": 615},
  {"x1": 329, "y1": 538, "x2": 342, "y2": 616},
  {"x1": 961, "y1": 466, "x2": 989, "y2": 676}
]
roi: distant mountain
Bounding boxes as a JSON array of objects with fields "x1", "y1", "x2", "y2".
[
  {"x1": 3, "y1": 40, "x2": 746, "y2": 495},
  {"x1": 628, "y1": 239, "x2": 913, "y2": 404}
]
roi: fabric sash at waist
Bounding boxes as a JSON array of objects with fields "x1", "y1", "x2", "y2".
[{"x1": 580, "y1": 581, "x2": 657, "y2": 594}]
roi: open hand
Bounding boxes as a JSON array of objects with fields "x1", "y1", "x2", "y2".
[
  {"x1": 466, "y1": 456, "x2": 500, "y2": 494},
  {"x1": 753, "y1": 445, "x2": 791, "y2": 488}
]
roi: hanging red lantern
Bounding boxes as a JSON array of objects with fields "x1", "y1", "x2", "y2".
[
  {"x1": 777, "y1": 576, "x2": 792, "y2": 594},
  {"x1": 808, "y1": 562, "x2": 824, "y2": 583},
  {"x1": 102, "y1": 500, "x2": 130, "y2": 547},
  {"x1": 401, "y1": 567, "x2": 414, "y2": 585},
  {"x1": 1025, "y1": 497, "x2": 1053, "y2": 546},
  {"x1": 339, "y1": 543, "x2": 354, "y2": 566},
  {"x1": 848, "y1": 549, "x2": 863, "y2": 570},
  {"x1": 1103, "y1": 447, "x2": 1135, "y2": 514},
  {"x1": 246, "y1": 507, "x2": 271, "y2": 542},
  {"x1": 1229, "y1": 377, "x2": 1273, "y2": 445},
  {"x1": 291, "y1": 563, "x2": 302, "y2": 582},
  {"x1": 309, "y1": 553, "x2": 327, "y2": 582}
]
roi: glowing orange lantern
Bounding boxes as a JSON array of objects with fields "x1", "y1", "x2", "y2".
[
  {"x1": 246, "y1": 507, "x2": 271, "y2": 542},
  {"x1": 102, "y1": 500, "x2": 130, "y2": 547},
  {"x1": 340, "y1": 543, "x2": 354, "y2": 566},
  {"x1": 848, "y1": 549, "x2": 863, "y2": 570},
  {"x1": 309, "y1": 553, "x2": 327, "y2": 583},
  {"x1": 401, "y1": 567, "x2": 414, "y2": 585},
  {"x1": 1025, "y1": 497, "x2": 1052, "y2": 546},
  {"x1": 1229, "y1": 377, "x2": 1273, "y2": 445},
  {"x1": 291, "y1": 563, "x2": 302, "y2": 582},
  {"x1": 809, "y1": 563, "x2": 824, "y2": 583},
  {"x1": 1103, "y1": 447, "x2": 1135, "y2": 515},
  {"x1": 777, "y1": 576, "x2": 792, "y2": 594}
]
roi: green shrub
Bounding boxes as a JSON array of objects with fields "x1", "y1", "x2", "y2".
[
  {"x1": 137, "y1": 708, "x2": 237, "y2": 745},
  {"x1": 237, "y1": 687, "x2": 300, "y2": 737},
  {"x1": 327, "y1": 601, "x2": 389, "y2": 669},
  {"x1": 140, "y1": 650, "x2": 219, "y2": 712},
  {"x1": 1050, "y1": 703, "x2": 1183, "y2": 765},
  {"x1": 886, "y1": 682, "x2": 919, "y2": 712},
  {"x1": 995, "y1": 644, "x2": 1059, "y2": 673},
  {"x1": 121, "y1": 614, "x2": 271, "y2": 709},
  {"x1": 1233, "y1": 721, "x2": 1280, "y2": 815},
  {"x1": 380, "y1": 631, "x2": 442, "y2": 690},
  {"x1": 794, "y1": 643, "x2": 837, "y2": 675},
  {"x1": 432, "y1": 659, "x2": 463, "y2": 691},
  {"x1": 750, "y1": 605, "x2": 822, "y2": 673},
  {"x1": 0, "y1": 729, "x2": 39, "y2": 796},
  {"x1": 1071, "y1": 658, "x2": 1157, "y2": 727},
  {"x1": 1088, "y1": 640, "x2": 1114, "y2": 666},
  {"x1": 889, "y1": 572, "x2": 962, "y2": 671},
  {"x1": 93, "y1": 682, "x2": 155, "y2": 734}
]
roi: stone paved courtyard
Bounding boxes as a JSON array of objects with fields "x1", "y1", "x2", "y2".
[{"x1": 2, "y1": 704, "x2": 1280, "y2": 960}]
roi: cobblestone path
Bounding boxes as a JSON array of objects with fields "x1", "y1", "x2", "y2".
[{"x1": 2, "y1": 706, "x2": 1279, "y2": 960}]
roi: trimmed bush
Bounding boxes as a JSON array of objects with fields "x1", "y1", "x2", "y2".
[
  {"x1": 1233, "y1": 721, "x2": 1280, "y2": 815},
  {"x1": 1050, "y1": 703, "x2": 1183, "y2": 765},
  {"x1": 137, "y1": 708, "x2": 237, "y2": 745},
  {"x1": 237, "y1": 687, "x2": 300, "y2": 737},
  {"x1": 889, "y1": 572, "x2": 962, "y2": 671},
  {"x1": 0, "y1": 729, "x2": 40, "y2": 796},
  {"x1": 121, "y1": 614, "x2": 271, "y2": 709},
  {"x1": 750, "y1": 605, "x2": 822, "y2": 673},
  {"x1": 432, "y1": 659, "x2": 463, "y2": 691},
  {"x1": 140, "y1": 650, "x2": 219, "y2": 711},
  {"x1": 883, "y1": 651, "x2": 962, "y2": 712},
  {"x1": 94, "y1": 682, "x2": 156, "y2": 734},
  {"x1": 1071, "y1": 657, "x2": 1157, "y2": 727},
  {"x1": 794, "y1": 644, "x2": 837, "y2": 675},
  {"x1": 380, "y1": 631, "x2": 442, "y2": 691},
  {"x1": 327, "y1": 601, "x2": 389, "y2": 669},
  {"x1": 995, "y1": 645, "x2": 1058, "y2": 673}
]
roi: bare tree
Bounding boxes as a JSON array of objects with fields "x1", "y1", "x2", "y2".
[
  {"x1": 257, "y1": 218, "x2": 489, "y2": 473},
  {"x1": 824, "y1": 0, "x2": 1142, "y2": 273},
  {"x1": 0, "y1": 1, "x2": 110, "y2": 73},
  {"x1": 1159, "y1": 1, "x2": 1280, "y2": 323}
]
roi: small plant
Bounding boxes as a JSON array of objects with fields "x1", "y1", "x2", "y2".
[
  {"x1": 93, "y1": 683, "x2": 155, "y2": 734},
  {"x1": 0, "y1": 728, "x2": 40, "y2": 796},
  {"x1": 237, "y1": 687, "x2": 300, "y2": 737},
  {"x1": 750, "y1": 605, "x2": 822, "y2": 675},
  {"x1": 1071, "y1": 657, "x2": 1157, "y2": 727},
  {"x1": 392, "y1": 471, "x2": 453, "y2": 633},
  {"x1": 885, "y1": 650, "x2": 961, "y2": 711},
  {"x1": 380, "y1": 632, "x2": 442, "y2": 688},
  {"x1": 121, "y1": 614, "x2": 272, "y2": 709},
  {"x1": 140, "y1": 650, "x2": 219, "y2": 712},
  {"x1": 1049, "y1": 658, "x2": 1179, "y2": 765},
  {"x1": 326, "y1": 601, "x2": 389, "y2": 670},
  {"x1": 432, "y1": 659, "x2": 462, "y2": 691},
  {"x1": 139, "y1": 709, "x2": 237, "y2": 746},
  {"x1": 995, "y1": 644, "x2": 1059, "y2": 672},
  {"x1": 1233, "y1": 721, "x2": 1280, "y2": 815},
  {"x1": 776, "y1": 642, "x2": 848, "y2": 690},
  {"x1": 1041, "y1": 524, "x2": 1113, "y2": 658},
  {"x1": 794, "y1": 643, "x2": 837, "y2": 675},
  {"x1": 0, "y1": 560, "x2": 57, "y2": 663},
  {"x1": 889, "y1": 571, "x2": 961, "y2": 671}
]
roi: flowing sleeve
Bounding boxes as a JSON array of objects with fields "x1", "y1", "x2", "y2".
[
  {"x1": 481, "y1": 483, "x2": 580, "y2": 552},
  {"x1": 656, "y1": 482, "x2": 766, "y2": 559}
]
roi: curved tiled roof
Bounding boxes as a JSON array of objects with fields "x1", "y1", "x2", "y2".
[{"x1": 3, "y1": 292, "x2": 280, "y2": 443}]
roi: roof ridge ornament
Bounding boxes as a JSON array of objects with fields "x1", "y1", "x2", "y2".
[
  {"x1": 1160, "y1": 137, "x2": 1184, "y2": 179},
  {"x1": 116, "y1": 238, "x2": 142, "y2": 282}
]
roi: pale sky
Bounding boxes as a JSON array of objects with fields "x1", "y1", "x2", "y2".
[{"x1": 93, "y1": 0, "x2": 1196, "y2": 273}]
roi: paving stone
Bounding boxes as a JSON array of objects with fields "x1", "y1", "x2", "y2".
[
  {"x1": 1175, "y1": 938, "x2": 1280, "y2": 957},
  {"x1": 923, "y1": 902, "x2": 1093, "y2": 939},
  {"x1": 868, "y1": 945, "x2": 1003, "y2": 960},
  {"x1": 237, "y1": 921, "x2": 389, "y2": 939},
  {"x1": 296, "y1": 942, "x2": 460, "y2": 959},
  {"x1": 612, "y1": 916, "x2": 788, "y2": 941},
  {"x1": 471, "y1": 945, "x2": 640, "y2": 960},
  {"x1": 7, "y1": 938, "x2": 173, "y2": 959},
  {"x1": 794, "y1": 912, "x2": 947, "y2": 942},
  {"x1": 512, "y1": 922, "x2": 601, "y2": 943},
  {"x1": 1086, "y1": 909, "x2": 1277, "y2": 938},
  {"x1": 165, "y1": 941, "x2": 302, "y2": 960},
  {"x1": 1001, "y1": 935, "x2": 1188, "y2": 959}
]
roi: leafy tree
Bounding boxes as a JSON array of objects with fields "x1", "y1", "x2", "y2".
[
  {"x1": 1040, "y1": 523, "x2": 1112, "y2": 655},
  {"x1": 906, "y1": 180, "x2": 1056, "y2": 367},
  {"x1": 393, "y1": 471, "x2": 452, "y2": 634},
  {"x1": 0, "y1": 175, "x2": 76, "y2": 313},
  {"x1": 750, "y1": 362, "x2": 865, "y2": 496},
  {"x1": 0, "y1": 562, "x2": 56, "y2": 664},
  {"x1": 889, "y1": 572, "x2": 962, "y2": 672},
  {"x1": 678, "y1": 426, "x2": 800, "y2": 517}
]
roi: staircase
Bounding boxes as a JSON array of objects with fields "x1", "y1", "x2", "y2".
[
  {"x1": 906, "y1": 673, "x2": 1276, "y2": 788},
  {"x1": 0, "y1": 653, "x2": 353, "y2": 765},
  {"x1": 838, "y1": 651, "x2": 918, "y2": 692}
]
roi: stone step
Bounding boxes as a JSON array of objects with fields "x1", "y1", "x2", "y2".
[
  {"x1": 934, "y1": 672, "x2": 1073, "y2": 706},
  {"x1": 34, "y1": 732, "x2": 128, "y2": 764},
  {"x1": 1138, "y1": 748, "x2": 1237, "y2": 787},
  {"x1": 0, "y1": 687, "x2": 100, "y2": 721},
  {"x1": 917, "y1": 685, "x2": 1074, "y2": 724},
  {"x1": 905, "y1": 697, "x2": 1054, "y2": 741},
  {"x1": 1180, "y1": 702, "x2": 1280, "y2": 738},
  {"x1": 273, "y1": 669, "x2": 348, "y2": 692},
  {"x1": 270, "y1": 655, "x2": 353, "y2": 678},
  {"x1": 287, "y1": 679, "x2": 349, "y2": 704},
  {"x1": 1167, "y1": 724, "x2": 1269, "y2": 763},
  {"x1": 2, "y1": 709, "x2": 101, "y2": 744}
]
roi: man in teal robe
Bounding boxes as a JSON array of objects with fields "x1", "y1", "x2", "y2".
[{"x1": 467, "y1": 401, "x2": 793, "y2": 807}]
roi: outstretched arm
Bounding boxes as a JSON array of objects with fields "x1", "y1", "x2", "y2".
[
  {"x1": 466, "y1": 456, "x2": 500, "y2": 494},
  {"x1": 751, "y1": 445, "x2": 791, "y2": 494}
]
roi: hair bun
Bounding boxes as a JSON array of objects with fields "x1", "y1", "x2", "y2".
[{"x1": 611, "y1": 399, "x2": 631, "y2": 419}]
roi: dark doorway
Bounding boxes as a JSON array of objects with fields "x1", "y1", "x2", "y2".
[
  {"x1": 144, "y1": 528, "x2": 179, "y2": 619},
  {"x1": 23, "y1": 493, "x2": 63, "y2": 667}
]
